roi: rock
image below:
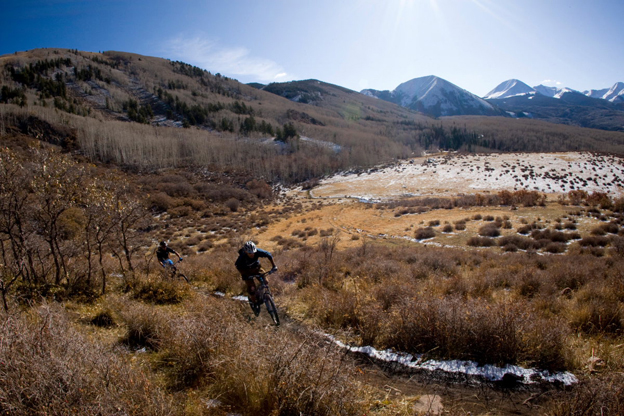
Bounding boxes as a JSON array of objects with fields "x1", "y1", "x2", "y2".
[{"x1": 413, "y1": 394, "x2": 444, "y2": 415}]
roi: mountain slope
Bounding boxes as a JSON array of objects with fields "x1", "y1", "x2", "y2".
[{"x1": 362, "y1": 76, "x2": 506, "y2": 117}]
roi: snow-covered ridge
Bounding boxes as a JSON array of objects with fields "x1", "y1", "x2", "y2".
[
  {"x1": 361, "y1": 75, "x2": 501, "y2": 117},
  {"x1": 488, "y1": 79, "x2": 624, "y2": 102},
  {"x1": 484, "y1": 79, "x2": 535, "y2": 99},
  {"x1": 395, "y1": 76, "x2": 495, "y2": 114}
]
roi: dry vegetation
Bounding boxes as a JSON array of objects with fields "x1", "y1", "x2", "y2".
[{"x1": 3, "y1": 48, "x2": 624, "y2": 415}]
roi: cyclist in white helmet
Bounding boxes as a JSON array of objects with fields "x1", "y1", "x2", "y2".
[{"x1": 235, "y1": 241, "x2": 277, "y2": 304}]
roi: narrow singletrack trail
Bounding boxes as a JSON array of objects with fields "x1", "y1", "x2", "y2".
[{"x1": 195, "y1": 285, "x2": 563, "y2": 415}]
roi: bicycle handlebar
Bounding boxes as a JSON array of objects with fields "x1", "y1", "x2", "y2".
[{"x1": 249, "y1": 269, "x2": 276, "y2": 283}]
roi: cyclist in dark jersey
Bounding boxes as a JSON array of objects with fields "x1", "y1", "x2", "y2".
[
  {"x1": 235, "y1": 241, "x2": 277, "y2": 304},
  {"x1": 156, "y1": 241, "x2": 182, "y2": 268}
]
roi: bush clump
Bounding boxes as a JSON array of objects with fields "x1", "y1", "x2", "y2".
[
  {"x1": 467, "y1": 236, "x2": 496, "y2": 247},
  {"x1": 414, "y1": 227, "x2": 436, "y2": 240}
]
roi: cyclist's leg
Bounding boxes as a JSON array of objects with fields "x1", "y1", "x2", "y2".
[
  {"x1": 245, "y1": 279, "x2": 258, "y2": 303},
  {"x1": 162, "y1": 259, "x2": 175, "y2": 278}
]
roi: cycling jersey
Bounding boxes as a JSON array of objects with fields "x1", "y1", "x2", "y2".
[
  {"x1": 156, "y1": 246, "x2": 176, "y2": 263},
  {"x1": 235, "y1": 248, "x2": 273, "y2": 271}
]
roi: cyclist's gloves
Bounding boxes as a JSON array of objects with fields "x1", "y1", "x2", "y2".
[
  {"x1": 270, "y1": 266, "x2": 278, "y2": 273},
  {"x1": 179, "y1": 257, "x2": 183, "y2": 261}
]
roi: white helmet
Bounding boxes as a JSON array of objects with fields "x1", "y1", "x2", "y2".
[{"x1": 243, "y1": 241, "x2": 257, "y2": 254}]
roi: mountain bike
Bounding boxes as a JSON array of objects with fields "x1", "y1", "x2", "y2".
[
  {"x1": 248, "y1": 270, "x2": 280, "y2": 326},
  {"x1": 161, "y1": 258, "x2": 188, "y2": 283}
]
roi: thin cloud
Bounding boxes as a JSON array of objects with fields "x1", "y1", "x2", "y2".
[
  {"x1": 541, "y1": 79, "x2": 563, "y2": 86},
  {"x1": 163, "y1": 34, "x2": 288, "y2": 82}
]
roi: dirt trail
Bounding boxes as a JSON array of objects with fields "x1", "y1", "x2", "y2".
[
  {"x1": 201, "y1": 287, "x2": 563, "y2": 415},
  {"x1": 356, "y1": 361, "x2": 557, "y2": 415}
]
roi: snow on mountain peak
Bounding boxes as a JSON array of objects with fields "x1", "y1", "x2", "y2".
[
  {"x1": 602, "y1": 82, "x2": 624, "y2": 102},
  {"x1": 484, "y1": 79, "x2": 535, "y2": 99},
  {"x1": 392, "y1": 75, "x2": 497, "y2": 116}
]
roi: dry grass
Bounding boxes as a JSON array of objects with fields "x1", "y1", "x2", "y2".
[
  {"x1": 0, "y1": 303, "x2": 175, "y2": 415},
  {"x1": 115, "y1": 296, "x2": 368, "y2": 415},
  {"x1": 276, "y1": 241, "x2": 624, "y2": 376}
]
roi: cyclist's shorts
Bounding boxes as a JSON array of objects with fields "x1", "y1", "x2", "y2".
[{"x1": 162, "y1": 259, "x2": 174, "y2": 267}]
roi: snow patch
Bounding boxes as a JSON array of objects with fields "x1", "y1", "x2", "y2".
[{"x1": 326, "y1": 334, "x2": 577, "y2": 386}]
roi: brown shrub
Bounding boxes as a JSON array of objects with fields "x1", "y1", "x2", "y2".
[
  {"x1": 546, "y1": 374, "x2": 624, "y2": 416},
  {"x1": 246, "y1": 179, "x2": 272, "y2": 199},
  {"x1": 467, "y1": 236, "x2": 496, "y2": 247},
  {"x1": 158, "y1": 181, "x2": 195, "y2": 198},
  {"x1": 197, "y1": 239, "x2": 214, "y2": 252},
  {"x1": 380, "y1": 296, "x2": 568, "y2": 370},
  {"x1": 167, "y1": 205, "x2": 192, "y2": 218},
  {"x1": 570, "y1": 287, "x2": 624, "y2": 335},
  {"x1": 225, "y1": 197, "x2": 240, "y2": 212},
  {"x1": 148, "y1": 192, "x2": 175, "y2": 212},
  {"x1": 128, "y1": 276, "x2": 190, "y2": 305},
  {"x1": 543, "y1": 242, "x2": 567, "y2": 254},
  {"x1": 479, "y1": 223, "x2": 501, "y2": 237},
  {"x1": 0, "y1": 304, "x2": 175, "y2": 415},
  {"x1": 414, "y1": 227, "x2": 436, "y2": 240},
  {"x1": 579, "y1": 236, "x2": 610, "y2": 247}
]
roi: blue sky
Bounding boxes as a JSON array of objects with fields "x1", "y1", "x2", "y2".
[{"x1": 1, "y1": 0, "x2": 622, "y2": 96}]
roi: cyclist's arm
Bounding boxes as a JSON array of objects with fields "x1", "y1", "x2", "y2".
[
  {"x1": 257, "y1": 248, "x2": 277, "y2": 270},
  {"x1": 168, "y1": 247, "x2": 182, "y2": 260}
]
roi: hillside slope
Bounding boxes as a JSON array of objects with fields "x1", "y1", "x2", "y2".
[{"x1": 2, "y1": 48, "x2": 624, "y2": 184}]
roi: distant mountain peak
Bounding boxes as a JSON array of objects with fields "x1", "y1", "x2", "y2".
[
  {"x1": 484, "y1": 79, "x2": 535, "y2": 99},
  {"x1": 363, "y1": 75, "x2": 503, "y2": 117},
  {"x1": 603, "y1": 82, "x2": 624, "y2": 102}
]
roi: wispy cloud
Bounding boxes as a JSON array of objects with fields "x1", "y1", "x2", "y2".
[
  {"x1": 163, "y1": 34, "x2": 289, "y2": 82},
  {"x1": 541, "y1": 79, "x2": 563, "y2": 86}
]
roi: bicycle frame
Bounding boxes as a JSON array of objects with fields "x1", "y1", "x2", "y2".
[
  {"x1": 248, "y1": 270, "x2": 279, "y2": 325},
  {"x1": 161, "y1": 258, "x2": 188, "y2": 282}
]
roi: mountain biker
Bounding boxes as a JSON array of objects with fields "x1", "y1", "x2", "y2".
[
  {"x1": 235, "y1": 241, "x2": 277, "y2": 304},
  {"x1": 156, "y1": 241, "x2": 182, "y2": 270}
]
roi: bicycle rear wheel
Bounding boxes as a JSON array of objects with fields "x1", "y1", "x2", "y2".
[{"x1": 264, "y1": 295, "x2": 280, "y2": 326}]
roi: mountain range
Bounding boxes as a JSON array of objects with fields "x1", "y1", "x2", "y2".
[
  {"x1": 485, "y1": 79, "x2": 624, "y2": 102},
  {"x1": 481, "y1": 79, "x2": 624, "y2": 131},
  {"x1": 353, "y1": 76, "x2": 624, "y2": 132},
  {"x1": 361, "y1": 76, "x2": 506, "y2": 117}
]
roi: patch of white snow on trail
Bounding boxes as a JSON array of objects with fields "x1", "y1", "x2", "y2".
[
  {"x1": 232, "y1": 295, "x2": 249, "y2": 302},
  {"x1": 325, "y1": 334, "x2": 577, "y2": 386}
]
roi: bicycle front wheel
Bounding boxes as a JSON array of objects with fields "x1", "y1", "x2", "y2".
[{"x1": 264, "y1": 295, "x2": 280, "y2": 326}]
